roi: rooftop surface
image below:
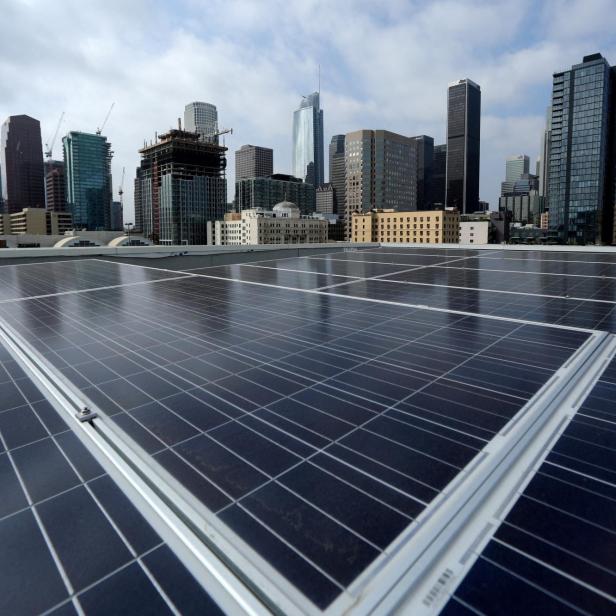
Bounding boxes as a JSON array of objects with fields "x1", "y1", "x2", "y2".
[{"x1": 0, "y1": 245, "x2": 614, "y2": 615}]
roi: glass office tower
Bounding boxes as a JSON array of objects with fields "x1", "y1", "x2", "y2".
[
  {"x1": 412, "y1": 135, "x2": 435, "y2": 210},
  {"x1": 446, "y1": 79, "x2": 481, "y2": 213},
  {"x1": 292, "y1": 92, "x2": 324, "y2": 186},
  {"x1": 329, "y1": 134, "x2": 345, "y2": 215},
  {"x1": 184, "y1": 102, "x2": 219, "y2": 144},
  {"x1": 63, "y1": 132, "x2": 113, "y2": 230},
  {"x1": 548, "y1": 53, "x2": 616, "y2": 244}
]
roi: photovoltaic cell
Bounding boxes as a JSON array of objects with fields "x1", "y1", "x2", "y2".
[
  {"x1": 443, "y1": 350, "x2": 616, "y2": 615},
  {"x1": 0, "y1": 338, "x2": 223, "y2": 615}
]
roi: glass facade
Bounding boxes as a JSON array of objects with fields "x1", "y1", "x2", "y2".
[
  {"x1": 63, "y1": 132, "x2": 112, "y2": 230},
  {"x1": 412, "y1": 135, "x2": 434, "y2": 210},
  {"x1": 292, "y1": 92, "x2": 324, "y2": 186},
  {"x1": 135, "y1": 129, "x2": 227, "y2": 245},
  {"x1": 328, "y1": 134, "x2": 345, "y2": 215},
  {"x1": 446, "y1": 79, "x2": 481, "y2": 213},
  {"x1": 548, "y1": 54, "x2": 615, "y2": 244},
  {"x1": 432, "y1": 144, "x2": 447, "y2": 206},
  {"x1": 235, "y1": 174, "x2": 316, "y2": 215},
  {"x1": 184, "y1": 102, "x2": 218, "y2": 144},
  {"x1": 505, "y1": 155, "x2": 530, "y2": 182}
]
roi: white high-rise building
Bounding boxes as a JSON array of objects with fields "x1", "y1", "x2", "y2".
[{"x1": 184, "y1": 102, "x2": 218, "y2": 144}]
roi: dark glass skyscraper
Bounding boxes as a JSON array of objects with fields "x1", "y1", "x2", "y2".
[
  {"x1": 548, "y1": 53, "x2": 616, "y2": 244},
  {"x1": 432, "y1": 144, "x2": 447, "y2": 206},
  {"x1": 446, "y1": 79, "x2": 481, "y2": 213},
  {"x1": 0, "y1": 115, "x2": 45, "y2": 213},
  {"x1": 328, "y1": 134, "x2": 345, "y2": 215},
  {"x1": 292, "y1": 92, "x2": 324, "y2": 186},
  {"x1": 412, "y1": 135, "x2": 434, "y2": 210},
  {"x1": 63, "y1": 132, "x2": 113, "y2": 230}
]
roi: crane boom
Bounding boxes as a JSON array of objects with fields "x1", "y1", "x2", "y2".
[
  {"x1": 44, "y1": 111, "x2": 65, "y2": 160},
  {"x1": 96, "y1": 102, "x2": 115, "y2": 135},
  {"x1": 118, "y1": 167, "x2": 125, "y2": 203}
]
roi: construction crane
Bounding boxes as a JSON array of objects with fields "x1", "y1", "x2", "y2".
[
  {"x1": 44, "y1": 112, "x2": 65, "y2": 160},
  {"x1": 96, "y1": 102, "x2": 115, "y2": 135},
  {"x1": 202, "y1": 127, "x2": 233, "y2": 146}
]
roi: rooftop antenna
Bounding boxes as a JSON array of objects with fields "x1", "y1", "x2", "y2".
[{"x1": 318, "y1": 63, "x2": 321, "y2": 95}]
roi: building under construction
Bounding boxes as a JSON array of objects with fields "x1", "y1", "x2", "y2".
[{"x1": 135, "y1": 127, "x2": 227, "y2": 245}]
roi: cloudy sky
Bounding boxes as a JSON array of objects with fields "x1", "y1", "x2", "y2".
[{"x1": 1, "y1": 0, "x2": 615, "y2": 223}]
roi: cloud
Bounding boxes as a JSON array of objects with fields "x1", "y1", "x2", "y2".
[{"x1": 1, "y1": 0, "x2": 614, "y2": 221}]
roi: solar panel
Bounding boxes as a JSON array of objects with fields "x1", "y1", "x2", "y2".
[
  {"x1": 442, "y1": 345, "x2": 616, "y2": 615},
  {"x1": 0, "y1": 246, "x2": 614, "y2": 614},
  {"x1": 0, "y1": 336, "x2": 223, "y2": 615}
]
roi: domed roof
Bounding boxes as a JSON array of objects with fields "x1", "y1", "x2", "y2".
[
  {"x1": 273, "y1": 200, "x2": 299, "y2": 212},
  {"x1": 272, "y1": 200, "x2": 300, "y2": 218}
]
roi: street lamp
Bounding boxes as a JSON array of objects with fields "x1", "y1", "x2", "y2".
[{"x1": 124, "y1": 222, "x2": 134, "y2": 245}]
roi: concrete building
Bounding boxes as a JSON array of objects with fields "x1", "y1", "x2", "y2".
[
  {"x1": 184, "y1": 102, "x2": 218, "y2": 144},
  {"x1": 135, "y1": 128, "x2": 227, "y2": 245},
  {"x1": 460, "y1": 220, "x2": 489, "y2": 244},
  {"x1": 212, "y1": 201, "x2": 327, "y2": 246},
  {"x1": 1, "y1": 115, "x2": 45, "y2": 214},
  {"x1": 328, "y1": 134, "x2": 346, "y2": 215},
  {"x1": 235, "y1": 145, "x2": 273, "y2": 182},
  {"x1": 0, "y1": 208, "x2": 72, "y2": 236},
  {"x1": 344, "y1": 129, "x2": 417, "y2": 238},
  {"x1": 235, "y1": 174, "x2": 315, "y2": 215},
  {"x1": 548, "y1": 53, "x2": 616, "y2": 244},
  {"x1": 412, "y1": 135, "x2": 434, "y2": 210},
  {"x1": 316, "y1": 183, "x2": 335, "y2": 214},
  {"x1": 292, "y1": 92, "x2": 324, "y2": 186},
  {"x1": 63, "y1": 131, "x2": 113, "y2": 230},
  {"x1": 44, "y1": 160, "x2": 66, "y2": 212},
  {"x1": 446, "y1": 79, "x2": 481, "y2": 213},
  {"x1": 351, "y1": 208, "x2": 459, "y2": 244}
]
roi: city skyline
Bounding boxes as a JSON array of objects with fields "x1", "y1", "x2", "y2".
[{"x1": 1, "y1": 1, "x2": 615, "y2": 224}]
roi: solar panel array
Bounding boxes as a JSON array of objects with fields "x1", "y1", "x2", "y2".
[{"x1": 0, "y1": 247, "x2": 614, "y2": 614}]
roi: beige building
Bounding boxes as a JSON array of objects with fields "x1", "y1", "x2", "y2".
[
  {"x1": 0, "y1": 208, "x2": 73, "y2": 235},
  {"x1": 459, "y1": 220, "x2": 489, "y2": 244},
  {"x1": 352, "y1": 208, "x2": 459, "y2": 244},
  {"x1": 211, "y1": 201, "x2": 328, "y2": 246}
]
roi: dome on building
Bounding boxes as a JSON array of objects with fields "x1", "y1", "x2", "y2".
[{"x1": 272, "y1": 200, "x2": 300, "y2": 218}]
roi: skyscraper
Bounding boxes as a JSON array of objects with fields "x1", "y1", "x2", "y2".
[
  {"x1": 184, "y1": 102, "x2": 219, "y2": 144},
  {"x1": 135, "y1": 128, "x2": 227, "y2": 245},
  {"x1": 501, "y1": 155, "x2": 530, "y2": 195},
  {"x1": 412, "y1": 135, "x2": 434, "y2": 210},
  {"x1": 329, "y1": 134, "x2": 346, "y2": 215},
  {"x1": 292, "y1": 92, "x2": 324, "y2": 186},
  {"x1": 63, "y1": 132, "x2": 113, "y2": 230},
  {"x1": 0, "y1": 115, "x2": 45, "y2": 214},
  {"x1": 548, "y1": 53, "x2": 616, "y2": 244},
  {"x1": 537, "y1": 106, "x2": 552, "y2": 203},
  {"x1": 505, "y1": 155, "x2": 530, "y2": 181},
  {"x1": 344, "y1": 129, "x2": 417, "y2": 237},
  {"x1": 44, "y1": 160, "x2": 66, "y2": 212},
  {"x1": 432, "y1": 144, "x2": 447, "y2": 206},
  {"x1": 446, "y1": 78, "x2": 481, "y2": 213},
  {"x1": 235, "y1": 145, "x2": 273, "y2": 182}
]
